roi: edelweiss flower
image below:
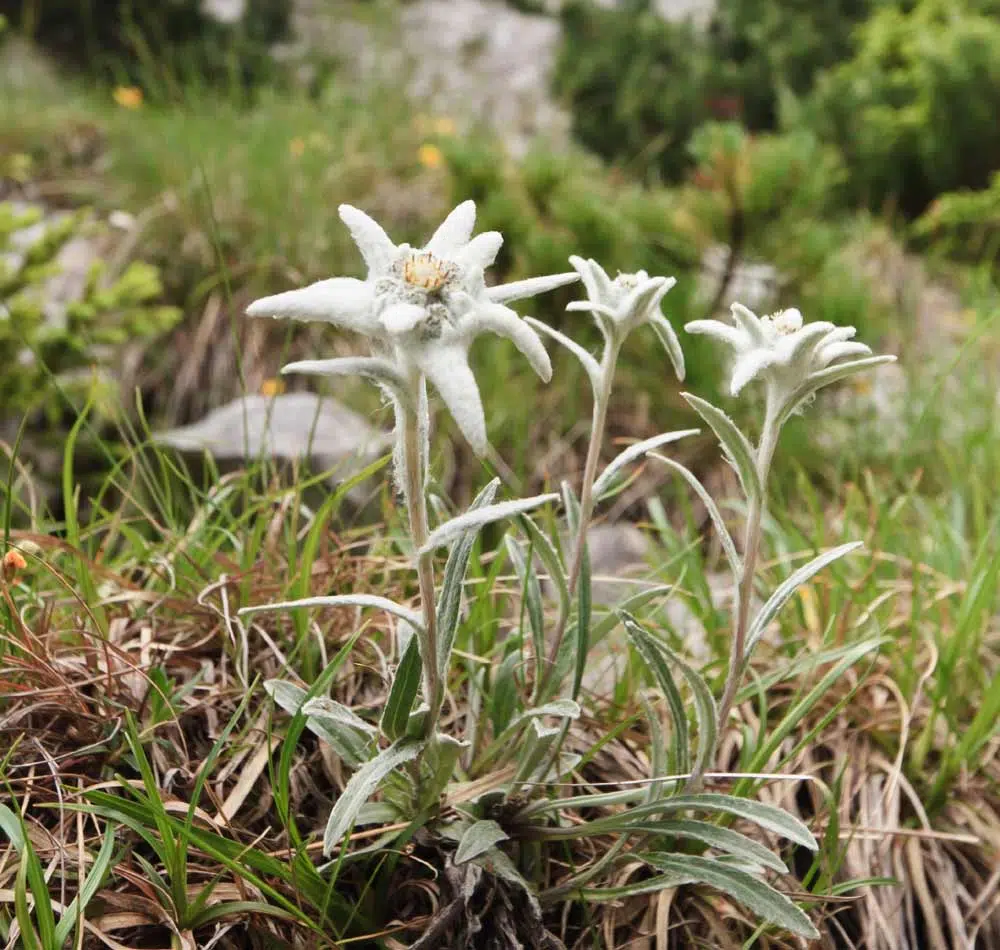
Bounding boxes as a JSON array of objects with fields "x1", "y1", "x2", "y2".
[
  {"x1": 686, "y1": 303, "x2": 877, "y2": 398},
  {"x1": 563, "y1": 255, "x2": 685, "y2": 380},
  {"x1": 246, "y1": 201, "x2": 578, "y2": 454}
]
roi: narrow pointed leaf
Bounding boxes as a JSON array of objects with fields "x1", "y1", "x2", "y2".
[
  {"x1": 455, "y1": 820, "x2": 510, "y2": 865},
  {"x1": 422, "y1": 494, "x2": 559, "y2": 554},
  {"x1": 651, "y1": 453, "x2": 741, "y2": 577},
  {"x1": 637, "y1": 821, "x2": 787, "y2": 873},
  {"x1": 651, "y1": 313, "x2": 686, "y2": 381},
  {"x1": 576, "y1": 793, "x2": 818, "y2": 849},
  {"x1": 590, "y1": 582, "x2": 678, "y2": 645},
  {"x1": 580, "y1": 871, "x2": 699, "y2": 901},
  {"x1": 242, "y1": 594, "x2": 423, "y2": 631},
  {"x1": 746, "y1": 541, "x2": 864, "y2": 653},
  {"x1": 380, "y1": 635, "x2": 424, "y2": 740},
  {"x1": 323, "y1": 740, "x2": 424, "y2": 854},
  {"x1": 781, "y1": 355, "x2": 897, "y2": 423},
  {"x1": 280, "y1": 356, "x2": 411, "y2": 406},
  {"x1": 511, "y1": 700, "x2": 581, "y2": 728},
  {"x1": 53, "y1": 822, "x2": 117, "y2": 946},
  {"x1": 505, "y1": 536, "x2": 546, "y2": 697},
  {"x1": 620, "y1": 613, "x2": 689, "y2": 775},
  {"x1": 641, "y1": 854, "x2": 818, "y2": 939},
  {"x1": 436, "y1": 479, "x2": 501, "y2": 675},
  {"x1": 572, "y1": 537, "x2": 592, "y2": 701},
  {"x1": 592, "y1": 429, "x2": 699, "y2": 501},
  {"x1": 267, "y1": 682, "x2": 373, "y2": 765},
  {"x1": 561, "y1": 479, "x2": 581, "y2": 537},
  {"x1": 487, "y1": 272, "x2": 579, "y2": 304},
  {"x1": 300, "y1": 696, "x2": 378, "y2": 736},
  {"x1": 518, "y1": 513, "x2": 569, "y2": 620},
  {"x1": 621, "y1": 612, "x2": 716, "y2": 778},
  {"x1": 682, "y1": 393, "x2": 761, "y2": 502},
  {"x1": 524, "y1": 317, "x2": 602, "y2": 394}
]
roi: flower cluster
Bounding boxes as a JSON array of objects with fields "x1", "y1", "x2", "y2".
[
  {"x1": 247, "y1": 201, "x2": 576, "y2": 455},
  {"x1": 686, "y1": 302, "x2": 886, "y2": 405}
]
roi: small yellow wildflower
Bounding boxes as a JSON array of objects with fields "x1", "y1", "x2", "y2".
[
  {"x1": 2, "y1": 549, "x2": 26, "y2": 581},
  {"x1": 289, "y1": 137, "x2": 306, "y2": 158},
  {"x1": 417, "y1": 143, "x2": 445, "y2": 170},
  {"x1": 261, "y1": 378, "x2": 286, "y2": 397},
  {"x1": 113, "y1": 86, "x2": 143, "y2": 109},
  {"x1": 433, "y1": 116, "x2": 456, "y2": 136}
]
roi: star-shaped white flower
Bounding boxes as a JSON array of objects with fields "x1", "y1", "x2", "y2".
[
  {"x1": 561, "y1": 255, "x2": 685, "y2": 380},
  {"x1": 246, "y1": 201, "x2": 579, "y2": 454},
  {"x1": 686, "y1": 303, "x2": 880, "y2": 398}
]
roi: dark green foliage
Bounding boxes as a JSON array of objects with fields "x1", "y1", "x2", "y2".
[
  {"x1": 555, "y1": 1, "x2": 714, "y2": 184},
  {"x1": 553, "y1": 0, "x2": 876, "y2": 185},
  {"x1": 707, "y1": 0, "x2": 877, "y2": 131},
  {"x1": 912, "y1": 171, "x2": 1000, "y2": 262},
  {"x1": 0, "y1": 0, "x2": 289, "y2": 89},
  {"x1": 807, "y1": 0, "x2": 1000, "y2": 215}
]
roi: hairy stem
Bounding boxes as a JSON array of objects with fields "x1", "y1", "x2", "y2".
[
  {"x1": 712, "y1": 392, "x2": 781, "y2": 758},
  {"x1": 542, "y1": 341, "x2": 620, "y2": 693},
  {"x1": 399, "y1": 396, "x2": 441, "y2": 737}
]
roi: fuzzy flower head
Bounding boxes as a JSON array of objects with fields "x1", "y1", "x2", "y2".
[
  {"x1": 686, "y1": 302, "x2": 895, "y2": 409},
  {"x1": 246, "y1": 201, "x2": 578, "y2": 455},
  {"x1": 564, "y1": 256, "x2": 685, "y2": 380}
]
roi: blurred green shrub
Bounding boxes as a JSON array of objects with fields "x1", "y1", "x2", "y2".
[
  {"x1": 553, "y1": 0, "x2": 874, "y2": 185},
  {"x1": 707, "y1": 0, "x2": 876, "y2": 131},
  {"x1": 0, "y1": 0, "x2": 289, "y2": 89},
  {"x1": 554, "y1": 0, "x2": 713, "y2": 184},
  {"x1": 807, "y1": 0, "x2": 1000, "y2": 215},
  {"x1": 912, "y1": 172, "x2": 1000, "y2": 263},
  {"x1": 0, "y1": 203, "x2": 181, "y2": 421}
]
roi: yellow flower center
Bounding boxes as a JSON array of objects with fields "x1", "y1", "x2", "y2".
[{"x1": 403, "y1": 252, "x2": 453, "y2": 292}]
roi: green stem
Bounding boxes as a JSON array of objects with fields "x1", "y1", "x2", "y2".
[
  {"x1": 399, "y1": 393, "x2": 441, "y2": 738},
  {"x1": 711, "y1": 391, "x2": 781, "y2": 764}
]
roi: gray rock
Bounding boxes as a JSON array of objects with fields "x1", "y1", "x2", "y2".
[
  {"x1": 2, "y1": 202, "x2": 102, "y2": 332},
  {"x1": 154, "y1": 392, "x2": 393, "y2": 487},
  {"x1": 287, "y1": 0, "x2": 570, "y2": 155}
]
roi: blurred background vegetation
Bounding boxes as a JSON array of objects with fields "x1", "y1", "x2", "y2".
[{"x1": 1, "y1": 0, "x2": 998, "y2": 506}]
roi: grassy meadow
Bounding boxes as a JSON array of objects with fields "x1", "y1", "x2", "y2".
[{"x1": 2, "y1": 7, "x2": 1000, "y2": 949}]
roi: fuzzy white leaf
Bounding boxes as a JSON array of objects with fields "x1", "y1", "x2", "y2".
[
  {"x1": 642, "y1": 854, "x2": 818, "y2": 939},
  {"x1": 635, "y1": 820, "x2": 787, "y2": 873},
  {"x1": 280, "y1": 356, "x2": 412, "y2": 406},
  {"x1": 682, "y1": 393, "x2": 761, "y2": 502},
  {"x1": 650, "y1": 313, "x2": 686, "y2": 381},
  {"x1": 592, "y1": 429, "x2": 699, "y2": 500},
  {"x1": 302, "y1": 696, "x2": 379, "y2": 736},
  {"x1": 524, "y1": 317, "x2": 602, "y2": 394},
  {"x1": 241, "y1": 594, "x2": 423, "y2": 630},
  {"x1": 487, "y1": 272, "x2": 580, "y2": 304},
  {"x1": 265, "y1": 681, "x2": 372, "y2": 766},
  {"x1": 323, "y1": 740, "x2": 424, "y2": 854},
  {"x1": 511, "y1": 700, "x2": 581, "y2": 726},
  {"x1": 650, "y1": 453, "x2": 741, "y2": 577},
  {"x1": 746, "y1": 541, "x2": 864, "y2": 653},
  {"x1": 782, "y1": 355, "x2": 898, "y2": 423},
  {"x1": 421, "y1": 494, "x2": 560, "y2": 553},
  {"x1": 454, "y1": 820, "x2": 510, "y2": 865}
]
